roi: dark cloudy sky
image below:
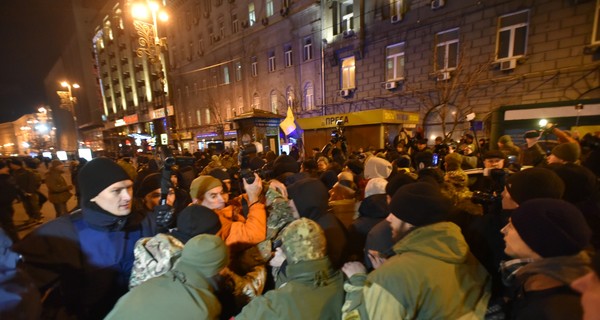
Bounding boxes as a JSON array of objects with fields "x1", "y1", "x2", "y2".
[{"x1": 0, "y1": 0, "x2": 74, "y2": 122}]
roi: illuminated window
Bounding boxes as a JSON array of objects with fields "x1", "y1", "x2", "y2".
[
  {"x1": 266, "y1": 0, "x2": 274, "y2": 16},
  {"x1": 340, "y1": 56, "x2": 356, "y2": 89},
  {"x1": 248, "y1": 3, "x2": 256, "y2": 26},
  {"x1": 303, "y1": 37, "x2": 313, "y2": 61},
  {"x1": 386, "y1": 42, "x2": 405, "y2": 81}
]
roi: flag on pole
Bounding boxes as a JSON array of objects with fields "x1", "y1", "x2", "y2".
[{"x1": 279, "y1": 106, "x2": 297, "y2": 136}]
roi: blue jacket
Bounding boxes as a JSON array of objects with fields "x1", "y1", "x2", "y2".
[{"x1": 13, "y1": 205, "x2": 157, "y2": 319}]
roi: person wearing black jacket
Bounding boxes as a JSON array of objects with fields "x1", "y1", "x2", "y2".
[
  {"x1": 0, "y1": 160, "x2": 21, "y2": 242},
  {"x1": 13, "y1": 157, "x2": 169, "y2": 319}
]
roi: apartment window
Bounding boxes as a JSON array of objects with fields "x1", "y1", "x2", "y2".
[
  {"x1": 232, "y1": 13, "x2": 239, "y2": 33},
  {"x1": 304, "y1": 82, "x2": 314, "y2": 111},
  {"x1": 496, "y1": 10, "x2": 529, "y2": 60},
  {"x1": 286, "y1": 87, "x2": 294, "y2": 108},
  {"x1": 198, "y1": 36, "x2": 204, "y2": 56},
  {"x1": 303, "y1": 37, "x2": 313, "y2": 61},
  {"x1": 268, "y1": 51, "x2": 276, "y2": 72},
  {"x1": 593, "y1": 0, "x2": 600, "y2": 44},
  {"x1": 390, "y1": 0, "x2": 405, "y2": 17},
  {"x1": 253, "y1": 92, "x2": 261, "y2": 109},
  {"x1": 270, "y1": 90, "x2": 278, "y2": 113},
  {"x1": 386, "y1": 42, "x2": 405, "y2": 81},
  {"x1": 205, "y1": 108, "x2": 211, "y2": 124},
  {"x1": 248, "y1": 3, "x2": 256, "y2": 26},
  {"x1": 226, "y1": 106, "x2": 232, "y2": 120},
  {"x1": 196, "y1": 109, "x2": 202, "y2": 125},
  {"x1": 238, "y1": 97, "x2": 244, "y2": 115},
  {"x1": 341, "y1": 56, "x2": 356, "y2": 89},
  {"x1": 435, "y1": 28, "x2": 459, "y2": 71},
  {"x1": 223, "y1": 66, "x2": 230, "y2": 84},
  {"x1": 235, "y1": 61, "x2": 242, "y2": 81},
  {"x1": 251, "y1": 56, "x2": 258, "y2": 77},
  {"x1": 219, "y1": 19, "x2": 225, "y2": 39},
  {"x1": 340, "y1": 1, "x2": 354, "y2": 33},
  {"x1": 284, "y1": 44, "x2": 293, "y2": 67},
  {"x1": 266, "y1": 0, "x2": 274, "y2": 17}
]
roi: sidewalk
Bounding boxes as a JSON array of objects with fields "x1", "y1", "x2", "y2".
[{"x1": 15, "y1": 166, "x2": 78, "y2": 239}]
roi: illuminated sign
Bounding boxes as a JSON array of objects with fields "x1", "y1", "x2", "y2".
[
  {"x1": 151, "y1": 105, "x2": 175, "y2": 119},
  {"x1": 296, "y1": 109, "x2": 419, "y2": 130},
  {"x1": 123, "y1": 114, "x2": 139, "y2": 124},
  {"x1": 160, "y1": 133, "x2": 168, "y2": 145},
  {"x1": 115, "y1": 119, "x2": 126, "y2": 127}
]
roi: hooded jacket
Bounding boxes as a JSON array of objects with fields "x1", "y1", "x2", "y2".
[
  {"x1": 344, "y1": 222, "x2": 491, "y2": 319},
  {"x1": 236, "y1": 257, "x2": 344, "y2": 320},
  {"x1": 13, "y1": 205, "x2": 157, "y2": 319},
  {"x1": 106, "y1": 242, "x2": 223, "y2": 320}
]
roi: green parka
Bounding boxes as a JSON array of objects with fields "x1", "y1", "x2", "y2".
[
  {"x1": 236, "y1": 257, "x2": 344, "y2": 320},
  {"x1": 344, "y1": 222, "x2": 491, "y2": 320}
]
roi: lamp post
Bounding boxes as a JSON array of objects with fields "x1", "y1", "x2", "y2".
[
  {"x1": 59, "y1": 81, "x2": 80, "y2": 151},
  {"x1": 131, "y1": 1, "x2": 172, "y2": 149}
]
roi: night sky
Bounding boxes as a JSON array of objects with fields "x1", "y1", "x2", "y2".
[{"x1": 0, "y1": 0, "x2": 74, "y2": 123}]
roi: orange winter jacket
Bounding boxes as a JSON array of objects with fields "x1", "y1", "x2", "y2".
[{"x1": 216, "y1": 194, "x2": 267, "y2": 247}]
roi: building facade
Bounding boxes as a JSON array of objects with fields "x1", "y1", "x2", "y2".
[
  {"x1": 160, "y1": 0, "x2": 599, "y2": 153},
  {"x1": 65, "y1": 0, "x2": 600, "y2": 155}
]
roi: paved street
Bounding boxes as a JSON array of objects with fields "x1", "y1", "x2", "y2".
[{"x1": 14, "y1": 165, "x2": 78, "y2": 239}]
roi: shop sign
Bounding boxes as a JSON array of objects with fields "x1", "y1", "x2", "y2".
[
  {"x1": 296, "y1": 109, "x2": 419, "y2": 130},
  {"x1": 160, "y1": 133, "x2": 168, "y2": 145},
  {"x1": 115, "y1": 119, "x2": 126, "y2": 127},
  {"x1": 124, "y1": 114, "x2": 139, "y2": 124},
  {"x1": 253, "y1": 118, "x2": 281, "y2": 127},
  {"x1": 151, "y1": 105, "x2": 175, "y2": 119}
]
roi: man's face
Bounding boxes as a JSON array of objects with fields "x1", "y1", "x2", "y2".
[
  {"x1": 547, "y1": 154, "x2": 566, "y2": 165},
  {"x1": 91, "y1": 180, "x2": 133, "y2": 216},
  {"x1": 317, "y1": 160, "x2": 328, "y2": 172},
  {"x1": 501, "y1": 186, "x2": 519, "y2": 210},
  {"x1": 386, "y1": 213, "x2": 413, "y2": 241},
  {"x1": 571, "y1": 271, "x2": 600, "y2": 320},
  {"x1": 201, "y1": 185, "x2": 225, "y2": 210},
  {"x1": 501, "y1": 219, "x2": 540, "y2": 259},
  {"x1": 484, "y1": 158, "x2": 504, "y2": 169},
  {"x1": 143, "y1": 188, "x2": 175, "y2": 211}
]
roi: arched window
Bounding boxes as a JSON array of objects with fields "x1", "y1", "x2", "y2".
[
  {"x1": 303, "y1": 82, "x2": 314, "y2": 111},
  {"x1": 270, "y1": 90, "x2": 278, "y2": 114}
]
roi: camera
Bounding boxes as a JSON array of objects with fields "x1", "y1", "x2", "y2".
[
  {"x1": 330, "y1": 120, "x2": 346, "y2": 144},
  {"x1": 238, "y1": 143, "x2": 266, "y2": 184},
  {"x1": 471, "y1": 168, "x2": 507, "y2": 213}
]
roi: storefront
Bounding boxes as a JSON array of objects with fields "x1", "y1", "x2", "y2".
[
  {"x1": 232, "y1": 109, "x2": 284, "y2": 154},
  {"x1": 296, "y1": 109, "x2": 420, "y2": 153}
]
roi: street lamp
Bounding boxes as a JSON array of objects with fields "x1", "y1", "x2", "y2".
[
  {"x1": 131, "y1": 1, "x2": 172, "y2": 149},
  {"x1": 59, "y1": 81, "x2": 81, "y2": 150}
]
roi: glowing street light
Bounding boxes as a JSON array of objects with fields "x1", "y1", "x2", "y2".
[
  {"x1": 131, "y1": 1, "x2": 172, "y2": 148},
  {"x1": 59, "y1": 81, "x2": 81, "y2": 150}
]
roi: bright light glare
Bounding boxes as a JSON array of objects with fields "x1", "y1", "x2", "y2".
[
  {"x1": 539, "y1": 119, "x2": 548, "y2": 127},
  {"x1": 131, "y1": 3, "x2": 149, "y2": 19},
  {"x1": 72, "y1": 83, "x2": 80, "y2": 89},
  {"x1": 35, "y1": 124, "x2": 49, "y2": 133},
  {"x1": 158, "y1": 11, "x2": 169, "y2": 22},
  {"x1": 148, "y1": 2, "x2": 159, "y2": 12},
  {"x1": 22, "y1": 142, "x2": 30, "y2": 148},
  {"x1": 60, "y1": 81, "x2": 68, "y2": 88}
]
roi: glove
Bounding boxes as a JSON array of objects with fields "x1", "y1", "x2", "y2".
[{"x1": 154, "y1": 204, "x2": 175, "y2": 231}]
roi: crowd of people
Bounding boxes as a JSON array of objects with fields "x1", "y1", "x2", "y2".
[{"x1": 1, "y1": 125, "x2": 600, "y2": 320}]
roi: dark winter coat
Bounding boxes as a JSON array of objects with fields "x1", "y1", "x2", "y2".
[{"x1": 13, "y1": 205, "x2": 158, "y2": 319}]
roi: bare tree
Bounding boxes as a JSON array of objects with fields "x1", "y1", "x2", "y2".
[{"x1": 404, "y1": 48, "x2": 495, "y2": 141}]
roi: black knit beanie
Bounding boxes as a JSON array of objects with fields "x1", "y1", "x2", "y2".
[
  {"x1": 505, "y1": 167, "x2": 565, "y2": 205},
  {"x1": 511, "y1": 198, "x2": 591, "y2": 257},
  {"x1": 135, "y1": 172, "x2": 164, "y2": 198},
  {"x1": 546, "y1": 163, "x2": 597, "y2": 204},
  {"x1": 79, "y1": 157, "x2": 131, "y2": 204},
  {"x1": 287, "y1": 178, "x2": 329, "y2": 220},
  {"x1": 169, "y1": 205, "x2": 221, "y2": 244},
  {"x1": 389, "y1": 182, "x2": 452, "y2": 227},
  {"x1": 272, "y1": 155, "x2": 300, "y2": 178}
]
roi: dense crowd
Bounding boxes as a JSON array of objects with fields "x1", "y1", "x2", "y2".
[{"x1": 1, "y1": 125, "x2": 600, "y2": 320}]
